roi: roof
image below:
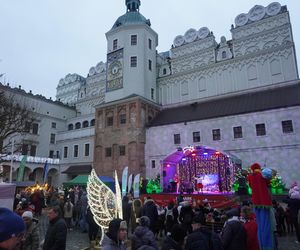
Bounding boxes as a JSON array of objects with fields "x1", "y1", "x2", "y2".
[
  {"x1": 112, "y1": 11, "x2": 150, "y2": 30},
  {"x1": 62, "y1": 165, "x2": 92, "y2": 175},
  {"x1": 149, "y1": 83, "x2": 300, "y2": 127}
]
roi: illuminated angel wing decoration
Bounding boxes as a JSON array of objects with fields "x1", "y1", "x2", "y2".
[
  {"x1": 87, "y1": 169, "x2": 116, "y2": 230},
  {"x1": 87, "y1": 169, "x2": 123, "y2": 231}
]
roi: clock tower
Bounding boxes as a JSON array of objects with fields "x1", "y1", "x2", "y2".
[
  {"x1": 105, "y1": 0, "x2": 158, "y2": 103},
  {"x1": 94, "y1": 0, "x2": 160, "y2": 178}
]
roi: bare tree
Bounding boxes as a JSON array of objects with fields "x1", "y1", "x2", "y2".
[{"x1": 0, "y1": 90, "x2": 35, "y2": 157}]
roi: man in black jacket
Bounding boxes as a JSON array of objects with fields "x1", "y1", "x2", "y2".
[
  {"x1": 185, "y1": 212, "x2": 222, "y2": 250},
  {"x1": 141, "y1": 197, "x2": 158, "y2": 233},
  {"x1": 43, "y1": 206, "x2": 67, "y2": 250}
]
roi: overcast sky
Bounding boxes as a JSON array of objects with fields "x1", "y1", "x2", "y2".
[{"x1": 0, "y1": 0, "x2": 299, "y2": 99}]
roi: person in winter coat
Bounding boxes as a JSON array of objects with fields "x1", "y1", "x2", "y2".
[
  {"x1": 178, "y1": 201, "x2": 194, "y2": 234},
  {"x1": 221, "y1": 208, "x2": 247, "y2": 250},
  {"x1": 185, "y1": 212, "x2": 223, "y2": 250},
  {"x1": 21, "y1": 211, "x2": 39, "y2": 250},
  {"x1": 63, "y1": 198, "x2": 74, "y2": 230},
  {"x1": 131, "y1": 216, "x2": 158, "y2": 250},
  {"x1": 101, "y1": 218, "x2": 127, "y2": 250},
  {"x1": 162, "y1": 224, "x2": 186, "y2": 250},
  {"x1": 240, "y1": 206, "x2": 259, "y2": 250},
  {"x1": 141, "y1": 197, "x2": 158, "y2": 233},
  {"x1": 42, "y1": 206, "x2": 67, "y2": 250},
  {"x1": 283, "y1": 197, "x2": 300, "y2": 244},
  {"x1": 86, "y1": 206, "x2": 99, "y2": 242},
  {"x1": 130, "y1": 199, "x2": 142, "y2": 233}
]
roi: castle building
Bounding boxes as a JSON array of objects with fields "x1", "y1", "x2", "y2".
[{"x1": 1, "y1": 1, "x2": 299, "y2": 186}]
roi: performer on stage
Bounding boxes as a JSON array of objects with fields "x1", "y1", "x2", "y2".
[{"x1": 247, "y1": 163, "x2": 275, "y2": 250}]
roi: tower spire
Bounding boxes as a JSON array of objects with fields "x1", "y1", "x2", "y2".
[{"x1": 126, "y1": 0, "x2": 141, "y2": 12}]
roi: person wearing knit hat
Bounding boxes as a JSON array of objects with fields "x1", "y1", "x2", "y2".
[
  {"x1": 131, "y1": 216, "x2": 157, "y2": 250},
  {"x1": 101, "y1": 218, "x2": 127, "y2": 250},
  {"x1": 0, "y1": 207, "x2": 25, "y2": 250},
  {"x1": 21, "y1": 211, "x2": 40, "y2": 250},
  {"x1": 247, "y1": 163, "x2": 275, "y2": 250}
]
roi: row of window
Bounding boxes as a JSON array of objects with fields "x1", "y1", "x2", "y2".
[
  {"x1": 25, "y1": 122, "x2": 57, "y2": 135},
  {"x1": 105, "y1": 113, "x2": 154, "y2": 127},
  {"x1": 113, "y1": 36, "x2": 152, "y2": 50},
  {"x1": 21, "y1": 144, "x2": 60, "y2": 159},
  {"x1": 129, "y1": 56, "x2": 152, "y2": 71},
  {"x1": 173, "y1": 120, "x2": 294, "y2": 144},
  {"x1": 63, "y1": 144, "x2": 90, "y2": 158},
  {"x1": 105, "y1": 145, "x2": 126, "y2": 157},
  {"x1": 68, "y1": 119, "x2": 95, "y2": 131}
]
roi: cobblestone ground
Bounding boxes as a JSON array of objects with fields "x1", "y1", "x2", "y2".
[{"x1": 39, "y1": 211, "x2": 299, "y2": 250}]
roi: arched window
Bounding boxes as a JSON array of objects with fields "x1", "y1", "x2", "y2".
[
  {"x1": 75, "y1": 122, "x2": 81, "y2": 129},
  {"x1": 90, "y1": 119, "x2": 95, "y2": 126},
  {"x1": 222, "y1": 51, "x2": 227, "y2": 59},
  {"x1": 163, "y1": 68, "x2": 167, "y2": 75},
  {"x1": 68, "y1": 124, "x2": 73, "y2": 131},
  {"x1": 82, "y1": 120, "x2": 89, "y2": 128}
]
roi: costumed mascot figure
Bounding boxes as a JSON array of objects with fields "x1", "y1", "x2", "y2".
[{"x1": 247, "y1": 163, "x2": 276, "y2": 250}]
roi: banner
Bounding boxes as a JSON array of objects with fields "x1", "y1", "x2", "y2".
[
  {"x1": 114, "y1": 170, "x2": 123, "y2": 219},
  {"x1": 121, "y1": 166, "x2": 128, "y2": 197},
  {"x1": 133, "y1": 174, "x2": 140, "y2": 198},
  {"x1": 17, "y1": 155, "x2": 27, "y2": 182},
  {"x1": 43, "y1": 161, "x2": 49, "y2": 183},
  {"x1": 127, "y1": 174, "x2": 133, "y2": 194}
]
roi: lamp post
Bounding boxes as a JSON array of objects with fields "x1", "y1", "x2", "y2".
[{"x1": 9, "y1": 139, "x2": 14, "y2": 183}]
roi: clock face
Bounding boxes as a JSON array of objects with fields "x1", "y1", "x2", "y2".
[{"x1": 109, "y1": 61, "x2": 122, "y2": 77}]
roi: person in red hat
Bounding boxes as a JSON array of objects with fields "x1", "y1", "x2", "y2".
[{"x1": 247, "y1": 163, "x2": 275, "y2": 250}]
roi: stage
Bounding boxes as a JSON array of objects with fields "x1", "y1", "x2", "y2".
[{"x1": 141, "y1": 192, "x2": 239, "y2": 208}]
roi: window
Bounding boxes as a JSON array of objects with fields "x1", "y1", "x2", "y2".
[
  {"x1": 113, "y1": 39, "x2": 118, "y2": 50},
  {"x1": 84, "y1": 143, "x2": 90, "y2": 157},
  {"x1": 148, "y1": 60, "x2": 152, "y2": 71},
  {"x1": 73, "y1": 145, "x2": 79, "y2": 158},
  {"x1": 49, "y1": 150, "x2": 54, "y2": 158},
  {"x1": 222, "y1": 51, "x2": 227, "y2": 59},
  {"x1": 63, "y1": 147, "x2": 68, "y2": 158},
  {"x1": 119, "y1": 145, "x2": 126, "y2": 156},
  {"x1": 105, "y1": 147, "x2": 112, "y2": 157},
  {"x1": 83, "y1": 120, "x2": 89, "y2": 128},
  {"x1": 193, "y1": 131, "x2": 201, "y2": 142},
  {"x1": 151, "y1": 160, "x2": 155, "y2": 169},
  {"x1": 56, "y1": 151, "x2": 60, "y2": 159},
  {"x1": 68, "y1": 124, "x2": 73, "y2": 130},
  {"x1": 174, "y1": 134, "x2": 181, "y2": 144},
  {"x1": 32, "y1": 123, "x2": 39, "y2": 134},
  {"x1": 25, "y1": 122, "x2": 31, "y2": 133},
  {"x1": 282, "y1": 120, "x2": 293, "y2": 133},
  {"x1": 50, "y1": 133, "x2": 56, "y2": 144},
  {"x1": 151, "y1": 88, "x2": 154, "y2": 100},
  {"x1": 212, "y1": 129, "x2": 221, "y2": 141},
  {"x1": 107, "y1": 116, "x2": 113, "y2": 127},
  {"x1": 163, "y1": 68, "x2": 167, "y2": 75},
  {"x1": 22, "y1": 144, "x2": 28, "y2": 155},
  {"x1": 131, "y1": 35, "x2": 137, "y2": 45},
  {"x1": 30, "y1": 145, "x2": 37, "y2": 156},
  {"x1": 256, "y1": 123, "x2": 266, "y2": 136},
  {"x1": 130, "y1": 56, "x2": 137, "y2": 67},
  {"x1": 119, "y1": 114, "x2": 126, "y2": 124},
  {"x1": 51, "y1": 122, "x2": 56, "y2": 129},
  {"x1": 75, "y1": 122, "x2": 81, "y2": 129},
  {"x1": 148, "y1": 39, "x2": 152, "y2": 49},
  {"x1": 233, "y1": 126, "x2": 243, "y2": 139},
  {"x1": 90, "y1": 119, "x2": 95, "y2": 126}
]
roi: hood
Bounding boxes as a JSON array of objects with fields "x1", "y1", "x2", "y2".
[{"x1": 134, "y1": 225, "x2": 148, "y2": 237}]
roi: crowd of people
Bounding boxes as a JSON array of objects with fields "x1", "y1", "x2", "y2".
[{"x1": 0, "y1": 175, "x2": 300, "y2": 250}]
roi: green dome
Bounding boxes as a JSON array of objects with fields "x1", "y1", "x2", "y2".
[{"x1": 112, "y1": 11, "x2": 151, "y2": 29}]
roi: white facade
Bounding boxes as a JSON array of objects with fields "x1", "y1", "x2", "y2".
[{"x1": 145, "y1": 105, "x2": 300, "y2": 186}]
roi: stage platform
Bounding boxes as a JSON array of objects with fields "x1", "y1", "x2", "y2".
[{"x1": 141, "y1": 192, "x2": 239, "y2": 208}]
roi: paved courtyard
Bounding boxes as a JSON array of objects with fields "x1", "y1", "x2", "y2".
[{"x1": 39, "y1": 210, "x2": 299, "y2": 250}]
